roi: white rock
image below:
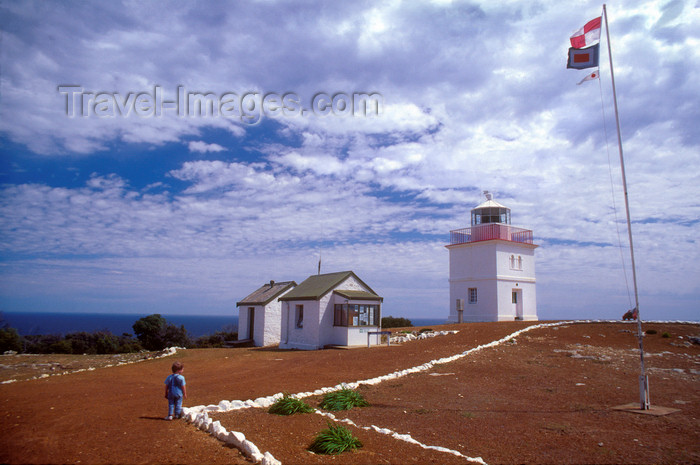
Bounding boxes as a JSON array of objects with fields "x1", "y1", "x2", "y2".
[
  {"x1": 223, "y1": 431, "x2": 245, "y2": 449},
  {"x1": 254, "y1": 396, "x2": 273, "y2": 408},
  {"x1": 262, "y1": 451, "x2": 282, "y2": 465},
  {"x1": 241, "y1": 439, "x2": 262, "y2": 459},
  {"x1": 230, "y1": 400, "x2": 247, "y2": 410},
  {"x1": 209, "y1": 420, "x2": 225, "y2": 436}
]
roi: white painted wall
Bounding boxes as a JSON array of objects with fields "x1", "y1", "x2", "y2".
[
  {"x1": 448, "y1": 239, "x2": 537, "y2": 322},
  {"x1": 237, "y1": 287, "x2": 295, "y2": 347},
  {"x1": 280, "y1": 299, "x2": 320, "y2": 350},
  {"x1": 280, "y1": 275, "x2": 381, "y2": 349}
]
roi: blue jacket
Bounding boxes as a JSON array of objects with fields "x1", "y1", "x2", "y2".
[{"x1": 165, "y1": 374, "x2": 186, "y2": 398}]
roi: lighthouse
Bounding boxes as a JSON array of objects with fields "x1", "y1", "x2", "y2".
[{"x1": 446, "y1": 191, "x2": 538, "y2": 323}]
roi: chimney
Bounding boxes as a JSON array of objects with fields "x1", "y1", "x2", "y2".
[{"x1": 269, "y1": 280, "x2": 275, "y2": 288}]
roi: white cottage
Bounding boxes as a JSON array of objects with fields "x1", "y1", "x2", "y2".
[
  {"x1": 278, "y1": 271, "x2": 383, "y2": 350},
  {"x1": 446, "y1": 192, "x2": 538, "y2": 322},
  {"x1": 236, "y1": 280, "x2": 297, "y2": 347}
]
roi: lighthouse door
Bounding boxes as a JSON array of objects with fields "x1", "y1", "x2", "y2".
[{"x1": 512, "y1": 289, "x2": 523, "y2": 320}]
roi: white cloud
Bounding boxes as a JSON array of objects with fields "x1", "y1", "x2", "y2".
[
  {"x1": 188, "y1": 141, "x2": 226, "y2": 153},
  {"x1": 0, "y1": 0, "x2": 698, "y2": 321}
]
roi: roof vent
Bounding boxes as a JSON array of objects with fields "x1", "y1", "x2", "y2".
[
  {"x1": 484, "y1": 190, "x2": 492, "y2": 201},
  {"x1": 269, "y1": 280, "x2": 275, "y2": 288}
]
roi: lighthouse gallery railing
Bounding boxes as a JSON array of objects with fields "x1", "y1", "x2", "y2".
[{"x1": 449, "y1": 224, "x2": 534, "y2": 245}]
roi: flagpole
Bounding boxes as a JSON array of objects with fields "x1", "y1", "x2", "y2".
[{"x1": 603, "y1": 4, "x2": 648, "y2": 410}]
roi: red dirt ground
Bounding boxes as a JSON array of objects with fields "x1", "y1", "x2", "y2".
[{"x1": 1, "y1": 321, "x2": 698, "y2": 464}]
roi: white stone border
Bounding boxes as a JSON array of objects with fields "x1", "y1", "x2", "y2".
[
  {"x1": 183, "y1": 320, "x2": 700, "y2": 464},
  {"x1": 315, "y1": 410, "x2": 487, "y2": 464},
  {"x1": 0, "y1": 346, "x2": 183, "y2": 384}
]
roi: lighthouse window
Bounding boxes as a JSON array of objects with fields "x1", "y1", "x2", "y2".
[
  {"x1": 472, "y1": 207, "x2": 511, "y2": 225},
  {"x1": 510, "y1": 255, "x2": 523, "y2": 270},
  {"x1": 468, "y1": 288, "x2": 478, "y2": 304}
]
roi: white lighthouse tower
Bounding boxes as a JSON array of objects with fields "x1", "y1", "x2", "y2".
[{"x1": 446, "y1": 191, "x2": 538, "y2": 323}]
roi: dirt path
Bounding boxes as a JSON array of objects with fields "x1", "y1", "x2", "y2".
[{"x1": 1, "y1": 321, "x2": 698, "y2": 464}]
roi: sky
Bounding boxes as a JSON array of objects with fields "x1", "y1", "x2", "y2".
[{"x1": 0, "y1": 0, "x2": 698, "y2": 322}]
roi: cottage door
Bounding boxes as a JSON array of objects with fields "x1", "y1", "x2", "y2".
[{"x1": 248, "y1": 307, "x2": 255, "y2": 341}]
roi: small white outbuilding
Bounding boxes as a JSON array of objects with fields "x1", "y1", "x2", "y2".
[
  {"x1": 446, "y1": 192, "x2": 538, "y2": 323},
  {"x1": 236, "y1": 280, "x2": 297, "y2": 347},
  {"x1": 278, "y1": 271, "x2": 383, "y2": 350}
]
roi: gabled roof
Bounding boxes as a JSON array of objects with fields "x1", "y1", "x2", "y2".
[
  {"x1": 279, "y1": 271, "x2": 379, "y2": 301},
  {"x1": 334, "y1": 289, "x2": 383, "y2": 302},
  {"x1": 236, "y1": 280, "x2": 297, "y2": 307}
]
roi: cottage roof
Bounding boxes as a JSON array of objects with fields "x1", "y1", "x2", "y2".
[
  {"x1": 236, "y1": 280, "x2": 297, "y2": 307},
  {"x1": 334, "y1": 289, "x2": 383, "y2": 302},
  {"x1": 279, "y1": 271, "x2": 379, "y2": 301}
]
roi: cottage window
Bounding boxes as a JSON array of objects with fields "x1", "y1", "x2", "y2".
[
  {"x1": 468, "y1": 288, "x2": 477, "y2": 304},
  {"x1": 334, "y1": 304, "x2": 380, "y2": 327},
  {"x1": 295, "y1": 305, "x2": 303, "y2": 328}
]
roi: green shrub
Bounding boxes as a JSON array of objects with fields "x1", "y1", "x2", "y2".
[
  {"x1": 645, "y1": 329, "x2": 657, "y2": 335},
  {"x1": 132, "y1": 314, "x2": 191, "y2": 350},
  {"x1": 418, "y1": 328, "x2": 433, "y2": 333},
  {"x1": 0, "y1": 326, "x2": 22, "y2": 353},
  {"x1": 381, "y1": 316, "x2": 413, "y2": 328},
  {"x1": 319, "y1": 388, "x2": 369, "y2": 411},
  {"x1": 194, "y1": 328, "x2": 238, "y2": 348},
  {"x1": 661, "y1": 332, "x2": 671, "y2": 338},
  {"x1": 269, "y1": 393, "x2": 314, "y2": 415},
  {"x1": 308, "y1": 421, "x2": 362, "y2": 455},
  {"x1": 48, "y1": 339, "x2": 73, "y2": 354}
]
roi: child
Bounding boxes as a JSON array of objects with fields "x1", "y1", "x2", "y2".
[{"x1": 164, "y1": 361, "x2": 187, "y2": 420}]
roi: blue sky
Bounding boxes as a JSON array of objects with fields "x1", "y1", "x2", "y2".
[{"x1": 1, "y1": 0, "x2": 698, "y2": 321}]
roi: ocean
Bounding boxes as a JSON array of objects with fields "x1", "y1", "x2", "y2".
[
  {"x1": 1, "y1": 312, "x2": 446, "y2": 338},
  {"x1": 1, "y1": 312, "x2": 239, "y2": 338}
]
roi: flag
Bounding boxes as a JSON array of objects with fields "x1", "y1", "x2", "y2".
[
  {"x1": 570, "y1": 16, "x2": 602, "y2": 49},
  {"x1": 577, "y1": 70, "x2": 599, "y2": 85},
  {"x1": 567, "y1": 44, "x2": 599, "y2": 69}
]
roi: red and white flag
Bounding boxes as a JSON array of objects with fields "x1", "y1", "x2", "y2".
[
  {"x1": 570, "y1": 16, "x2": 602, "y2": 49},
  {"x1": 577, "y1": 70, "x2": 599, "y2": 85}
]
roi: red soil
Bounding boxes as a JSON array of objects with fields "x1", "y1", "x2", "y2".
[{"x1": 1, "y1": 321, "x2": 698, "y2": 464}]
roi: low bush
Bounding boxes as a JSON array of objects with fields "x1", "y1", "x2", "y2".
[
  {"x1": 308, "y1": 421, "x2": 362, "y2": 455},
  {"x1": 268, "y1": 393, "x2": 314, "y2": 415},
  {"x1": 194, "y1": 327, "x2": 238, "y2": 348},
  {"x1": 0, "y1": 326, "x2": 22, "y2": 353},
  {"x1": 661, "y1": 332, "x2": 671, "y2": 338},
  {"x1": 381, "y1": 316, "x2": 413, "y2": 328},
  {"x1": 645, "y1": 329, "x2": 657, "y2": 335},
  {"x1": 319, "y1": 388, "x2": 369, "y2": 411}
]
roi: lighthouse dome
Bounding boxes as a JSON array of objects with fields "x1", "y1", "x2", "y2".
[{"x1": 471, "y1": 191, "x2": 511, "y2": 225}]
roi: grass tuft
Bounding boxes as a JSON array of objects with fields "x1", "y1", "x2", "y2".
[
  {"x1": 308, "y1": 421, "x2": 362, "y2": 455},
  {"x1": 319, "y1": 388, "x2": 369, "y2": 411},
  {"x1": 268, "y1": 393, "x2": 314, "y2": 415}
]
